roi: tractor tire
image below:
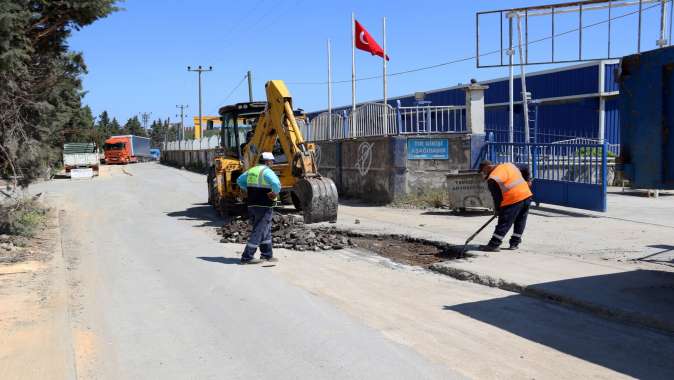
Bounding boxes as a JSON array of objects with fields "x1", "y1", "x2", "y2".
[{"x1": 207, "y1": 166, "x2": 217, "y2": 206}]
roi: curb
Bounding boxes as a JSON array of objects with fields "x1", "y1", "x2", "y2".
[{"x1": 429, "y1": 262, "x2": 674, "y2": 335}]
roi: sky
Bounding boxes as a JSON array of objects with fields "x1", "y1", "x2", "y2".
[{"x1": 67, "y1": 0, "x2": 669, "y2": 125}]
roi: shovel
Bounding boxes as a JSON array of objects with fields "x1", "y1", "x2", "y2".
[{"x1": 458, "y1": 214, "x2": 497, "y2": 259}]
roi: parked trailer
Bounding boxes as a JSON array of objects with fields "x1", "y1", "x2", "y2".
[
  {"x1": 63, "y1": 142, "x2": 99, "y2": 178},
  {"x1": 104, "y1": 135, "x2": 151, "y2": 164}
]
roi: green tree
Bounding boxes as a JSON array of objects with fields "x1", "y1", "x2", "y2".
[
  {"x1": 0, "y1": 0, "x2": 118, "y2": 188},
  {"x1": 64, "y1": 105, "x2": 96, "y2": 143},
  {"x1": 123, "y1": 116, "x2": 145, "y2": 137},
  {"x1": 109, "y1": 118, "x2": 121, "y2": 134}
]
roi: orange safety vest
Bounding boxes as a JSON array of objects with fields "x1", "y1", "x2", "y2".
[{"x1": 489, "y1": 163, "x2": 533, "y2": 207}]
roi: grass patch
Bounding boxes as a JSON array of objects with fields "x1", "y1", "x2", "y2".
[
  {"x1": 0, "y1": 197, "x2": 48, "y2": 237},
  {"x1": 391, "y1": 189, "x2": 449, "y2": 209}
]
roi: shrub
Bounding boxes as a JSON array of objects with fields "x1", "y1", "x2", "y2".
[{"x1": 0, "y1": 197, "x2": 47, "y2": 237}]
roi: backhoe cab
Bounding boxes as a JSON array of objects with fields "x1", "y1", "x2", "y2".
[{"x1": 207, "y1": 80, "x2": 338, "y2": 224}]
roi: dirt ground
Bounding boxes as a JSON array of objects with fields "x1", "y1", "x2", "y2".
[
  {"x1": 351, "y1": 235, "x2": 452, "y2": 267},
  {"x1": 0, "y1": 206, "x2": 75, "y2": 379}
]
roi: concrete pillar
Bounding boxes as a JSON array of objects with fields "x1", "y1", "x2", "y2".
[{"x1": 463, "y1": 80, "x2": 489, "y2": 134}]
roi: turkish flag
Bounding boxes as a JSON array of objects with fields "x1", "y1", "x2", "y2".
[{"x1": 355, "y1": 20, "x2": 389, "y2": 60}]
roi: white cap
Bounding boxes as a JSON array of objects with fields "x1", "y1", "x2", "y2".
[{"x1": 261, "y1": 152, "x2": 275, "y2": 161}]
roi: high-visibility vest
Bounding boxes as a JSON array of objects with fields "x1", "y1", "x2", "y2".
[
  {"x1": 489, "y1": 163, "x2": 533, "y2": 207},
  {"x1": 245, "y1": 165, "x2": 277, "y2": 207},
  {"x1": 247, "y1": 165, "x2": 272, "y2": 189}
]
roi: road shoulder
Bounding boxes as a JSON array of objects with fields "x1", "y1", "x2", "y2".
[{"x1": 0, "y1": 205, "x2": 76, "y2": 379}]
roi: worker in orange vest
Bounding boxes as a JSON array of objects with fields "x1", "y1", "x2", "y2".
[{"x1": 478, "y1": 160, "x2": 533, "y2": 252}]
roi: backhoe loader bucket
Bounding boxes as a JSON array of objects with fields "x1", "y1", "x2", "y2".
[{"x1": 293, "y1": 177, "x2": 339, "y2": 224}]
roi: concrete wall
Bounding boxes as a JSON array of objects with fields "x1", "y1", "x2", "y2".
[
  {"x1": 315, "y1": 134, "x2": 472, "y2": 203},
  {"x1": 161, "y1": 149, "x2": 215, "y2": 172},
  {"x1": 162, "y1": 133, "x2": 474, "y2": 203},
  {"x1": 404, "y1": 135, "x2": 471, "y2": 196}
]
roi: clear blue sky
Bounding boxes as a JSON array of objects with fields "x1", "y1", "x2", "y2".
[{"x1": 68, "y1": 0, "x2": 667, "y2": 124}]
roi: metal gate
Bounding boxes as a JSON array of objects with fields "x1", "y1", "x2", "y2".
[{"x1": 487, "y1": 142, "x2": 608, "y2": 212}]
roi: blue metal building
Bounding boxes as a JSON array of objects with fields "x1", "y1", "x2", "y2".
[{"x1": 308, "y1": 60, "x2": 621, "y2": 150}]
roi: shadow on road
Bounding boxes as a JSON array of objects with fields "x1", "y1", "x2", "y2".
[
  {"x1": 197, "y1": 256, "x2": 241, "y2": 265},
  {"x1": 422, "y1": 210, "x2": 493, "y2": 217},
  {"x1": 529, "y1": 205, "x2": 598, "y2": 218},
  {"x1": 166, "y1": 203, "x2": 224, "y2": 228},
  {"x1": 633, "y1": 245, "x2": 674, "y2": 267},
  {"x1": 444, "y1": 269, "x2": 674, "y2": 379},
  {"x1": 608, "y1": 190, "x2": 674, "y2": 197}
]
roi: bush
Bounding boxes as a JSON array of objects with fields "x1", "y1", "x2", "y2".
[
  {"x1": 392, "y1": 189, "x2": 448, "y2": 208},
  {"x1": 0, "y1": 197, "x2": 47, "y2": 237}
]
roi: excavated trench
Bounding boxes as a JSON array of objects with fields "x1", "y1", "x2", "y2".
[{"x1": 218, "y1": 212, "x2": 462, "y2": 267}]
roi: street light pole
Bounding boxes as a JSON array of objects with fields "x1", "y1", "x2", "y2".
[{"x1": 187, "y1": 65, "x2": 213, "y2": 139}]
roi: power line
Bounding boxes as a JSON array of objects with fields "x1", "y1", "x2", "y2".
[
  {"x1": 287, "y1": 0, "x2": 665, "y2": 86},
  {"x1": 222, "y1": 74, "x2": 249, "y2": 103}
]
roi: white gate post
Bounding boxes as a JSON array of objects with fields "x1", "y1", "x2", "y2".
[{"x1": 463, "y1": 80, "x2": 489, "y2": 134}]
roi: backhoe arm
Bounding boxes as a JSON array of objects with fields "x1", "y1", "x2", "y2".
[
  {"x1": 241, "y1": 80, "x2": 338, "y2": 224},
  {"x1": 243, "y1": 80, "x2": 318, "y2": 177}
]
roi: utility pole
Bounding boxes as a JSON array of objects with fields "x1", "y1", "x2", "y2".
[
  {"x1": 163, "y1": 116, "x2": 170, "y2": 152},
  {"x1": 247, "y1": 70, "x2": 254, "y2": 102},
  {"x1": 187, "y1": 65, "x2": 213, "y2": 139},
  {"x1": 176, "y1": 104, "x2": 188, "y2": 141},
  {"x1": 139, "y1": 112, "x2": 152, "y2": 130}
]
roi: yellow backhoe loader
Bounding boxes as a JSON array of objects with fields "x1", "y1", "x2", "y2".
[{"x1": 207, "y1": 80, "x2": 338, "y2": 223}]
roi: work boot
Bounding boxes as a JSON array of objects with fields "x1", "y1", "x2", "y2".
[
  {"x1": 240, "y1": 258, "x2": 263, "y2": 265},
  {"x1": 479, "y1": 245, "x2": 501, "y2": 252},
  {"x1": 261, "y1": 256, "x2": 278, "y2": 262}
]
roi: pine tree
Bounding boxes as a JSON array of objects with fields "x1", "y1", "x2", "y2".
[
  {"x1": 0, "y1": 0, "x2": 118, "y2": 187},
  {"x1": 123, "y1": 116, "x2": 145, "y2": 137}
]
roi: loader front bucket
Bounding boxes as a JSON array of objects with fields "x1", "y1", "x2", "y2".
[{"x1": 293, "y1": 177, "x2": 339, "y2": 224}]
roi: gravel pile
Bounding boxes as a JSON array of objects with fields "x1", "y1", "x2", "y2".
[{"x1": 218, "y1": 213, "x2": 356, "y2": 251}]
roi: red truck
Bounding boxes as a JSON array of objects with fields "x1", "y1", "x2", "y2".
[{"x1": 103, "y1": 135, "x2": 151, "y2": 164}]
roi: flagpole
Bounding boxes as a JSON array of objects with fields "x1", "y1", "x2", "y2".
[
  {"x1": 351, "y1": 12, "x2": 356, "y2": 132},
  {"x1": 382, "y1": 16, "x2": 387, "y2": 133},
  {"x1": 327, "y1": 38, "x2": 333, "y2": 139}
]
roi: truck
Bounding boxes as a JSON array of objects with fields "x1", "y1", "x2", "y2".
[
  {"x1": 104, "y1": 135, "x2": 151, "y2": 164},
  {"x1": 63, "y1": 142, "x2": 99, "y2": 178}
]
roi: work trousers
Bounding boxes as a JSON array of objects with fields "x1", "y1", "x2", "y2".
[
  {"x1": 241, "y1": 206, "x2": 273, "y2": 261},
  {"x1": 488, "y1": 197, "x2": 532, "y2": 248}
]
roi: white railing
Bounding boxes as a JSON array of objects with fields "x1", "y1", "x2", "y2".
[
  {"x1": 303, "y1": 112, "x2": 346, "y2": 141},
  {"x1": 351, "y1": 103, "x2": 398, "y2": 139},
  {"x1": 398, "y1": 105, "x2": 466, "y2": 134},
  {"x1": 163, "y1": 135, "x2": 221, "y2": 151},
  {"x1": 552, "y1": 137, "x2": 620, "y2": 156},
  {"x1": 301, "y1": 103, "x2": 467, "y2": 142}
]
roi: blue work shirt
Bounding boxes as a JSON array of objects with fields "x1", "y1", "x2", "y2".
[{"x1": 237, "y1": 165, "x2": 282, "y2": 194}]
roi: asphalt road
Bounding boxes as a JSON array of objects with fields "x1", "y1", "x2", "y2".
[
  {"x1": 31, "y1": 163, "x2": 674, "y2": 379},
  {"x1": 38, "y1": 164, "x2": 458, "y2": 379}
]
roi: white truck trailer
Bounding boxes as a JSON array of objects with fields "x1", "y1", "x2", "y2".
[{"x1": 63, "y1": 142, "x2": 99, "y2": 179}]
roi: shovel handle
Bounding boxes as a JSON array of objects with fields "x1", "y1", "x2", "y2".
[{"x1": 464, "y1": 214, "x2": 497, "y2": 245}]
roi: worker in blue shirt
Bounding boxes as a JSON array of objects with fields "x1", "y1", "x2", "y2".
[{"x1": 236, "y1": 152, "x2": 282, "y2": 264}]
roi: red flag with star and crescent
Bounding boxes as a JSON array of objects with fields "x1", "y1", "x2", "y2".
[{"x1": 355, "y1": 20, "x2": 389, "y2": 60}]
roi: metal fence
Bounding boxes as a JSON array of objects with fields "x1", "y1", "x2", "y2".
[
  {"x1": 302, "y1": 103, "x2": 467, "y2": 142},
  {"x1": 301, "y1": 112, "x2": 346, "y2": 141},
  {"x1": 397, "y1": 105, "x2": 466, "y2": 134},
  {"x1": 552, "y1": 137, "x2": 620, "y2": 157},
  {"x1": 487, "y1": 141, "x2": 608, "y2": 211}
]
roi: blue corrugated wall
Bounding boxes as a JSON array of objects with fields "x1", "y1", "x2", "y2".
[
  {"x1": 484, "y1": 98, "x2": 599, "y2": 144},
  {"x1": 308, "y1": 61, "x2": 621, "y2": 146},
  {"x1": 604, "y1": 63, "x2": 620, "y2": 93},
  {"x1": 604, "y1": 97, "x2": 621, "y2": 147}
]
